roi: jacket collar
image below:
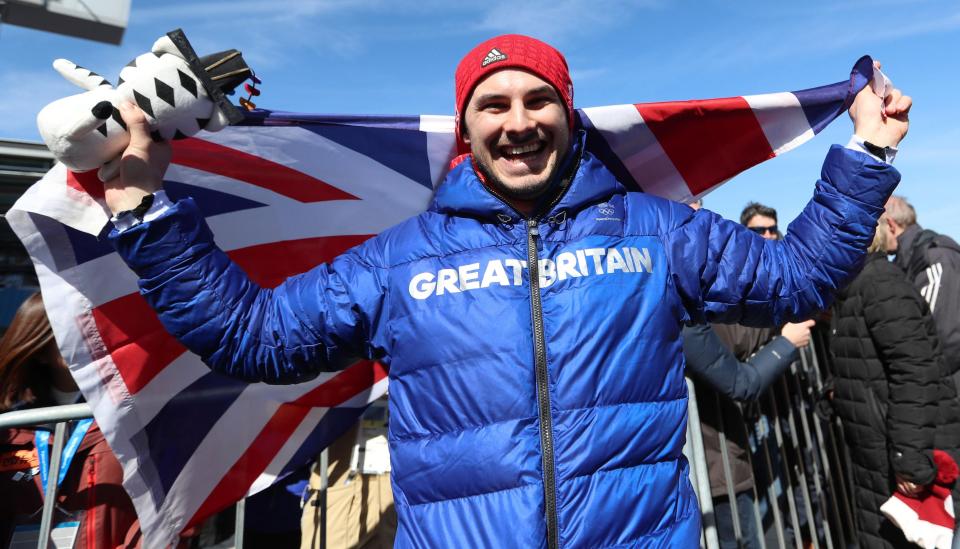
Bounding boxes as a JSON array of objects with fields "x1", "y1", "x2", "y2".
[
  {"x1": 429, "y1": 131, "x2": 624, "y2": 223},
  {"x1": 894, "y1": 223, "x2": 923, "y2": 269}
]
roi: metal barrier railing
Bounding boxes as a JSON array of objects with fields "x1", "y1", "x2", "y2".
[
  {"x1": 7, "y1": 334, "x2": 854, "y2": 549},
  {"x1": 0, "y1": 404, "x2": 333, "y2": 549},
  {"x1": 0, "y1": 403, "x2": 94, "y2": 549},
  {"x1": 684, "y1": 329, "x2": 859, "y2": 549}
]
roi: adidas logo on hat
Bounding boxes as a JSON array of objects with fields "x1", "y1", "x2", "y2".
[{"x1": 481, "y1": 48, "x2": 507, "y2": 67}]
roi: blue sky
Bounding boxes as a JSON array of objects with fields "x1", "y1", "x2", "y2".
[{"x1": 2, "y1": 0, "x2": 958, "y2": 236}]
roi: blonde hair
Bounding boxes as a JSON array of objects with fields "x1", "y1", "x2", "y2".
[{"x1": 868, "y1": 217, "x2": 889, "y2": 254}]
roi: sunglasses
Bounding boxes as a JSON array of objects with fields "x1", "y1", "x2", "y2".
[{"x1": 748, "y1": 225, "x2": 778, "y2": 235}]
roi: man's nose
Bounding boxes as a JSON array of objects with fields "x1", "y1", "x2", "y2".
[{"x1": 504, "y1": 104, "x2": 536, "y2": 134}]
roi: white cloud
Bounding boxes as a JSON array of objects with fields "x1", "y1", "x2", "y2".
[
  {"x1": 677, "y1": 7, "x2": 960, "y2": 71},
  {"x1": 133, "y1": 0, "x2": 382, "y2": 24},
  {"x1": 469, "y1": 0, "x2": 662, "y2": 43}
]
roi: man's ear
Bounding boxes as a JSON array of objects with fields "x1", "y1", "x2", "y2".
[{"x1": 885, "y1": 216, "x2": 901, "y2": 236}]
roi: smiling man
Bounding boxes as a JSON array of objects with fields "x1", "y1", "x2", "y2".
[{"x1": 103, "y1": 35, "x2": 908, "y2": 547}]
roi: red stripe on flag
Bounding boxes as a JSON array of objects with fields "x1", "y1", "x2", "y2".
[
  {"x1": 66, "y1": 170, "x2": 105, "y2": 200},
  {"x1": 91, "y1": 293, "x2": 186, "y2": 395},
  {"x1": 291, "y1": 359, "x2": 388, "y2": 408},
  {"x1": 227, "y1": 235, "x2": 373, "y2": 288},
  {"x1": 171, "y1": 138, "x2": 358, "y2": 203},
  {"x1": 186, "y1": 360, "x2": 388, "y2": 527},
  {"x1": 635, "y1": 97, "x2": 774, "y2": 195},
  {"x1": 92, "y1": 236, "x2": 370, "y2": 393}
]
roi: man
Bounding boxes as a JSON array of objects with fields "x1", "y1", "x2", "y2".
[
  {"x1": 683, "y1": 316, "x2": 813, "y2": 549},
  {"x1": 693, "y1": 201, "x2": 815, "y2": 548},
  {"x1": 102, "y1": 35, "x2": 908, "y2": 547},
  {"x1": 882, "y1": 195, "x2": 960, "y2": 379}
]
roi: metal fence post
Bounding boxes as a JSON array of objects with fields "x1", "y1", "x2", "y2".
[
  {"x1": 37, "y1": 421, "x2": 67, "y2": 549},
  {"x1": 319, "y1": 448, "x2": 328, "y2": 549},
  {"x1": 235, "y1": 498, "x2": 245, "y2": 549},
  {"x1": 777, "y1": 374, "x2": 820, "y2": 548},
  {"x1": 795, "y1": 346, "x2": 835, "y2": 549},
  {"x1": 684, "y1": 378, "x2": 719, "y2": 549},
  {"x1": 712, "y1": 392, "x2": 744, "y2": 545},
  {"x1": 753, "y1": 406, "x2": 787, "y2": 549},
  {"x1": 809, "y1": 329, "x2": 859, "y2": 544},
  {"x1": 763, "y1": 392, "x2": 803, "y2": 549}
]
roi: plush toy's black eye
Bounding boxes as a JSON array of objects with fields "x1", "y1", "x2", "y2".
[{"x1": 91, "y1": 101, "x2": 113, "y2": 120}]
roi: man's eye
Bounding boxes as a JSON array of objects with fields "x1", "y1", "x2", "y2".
[
  {"x1": 527, "y1": 97, "x2": 552, "y2": 108},
  {"x1": 482, "y1": 103, "x2": 508, "y2": 112}
]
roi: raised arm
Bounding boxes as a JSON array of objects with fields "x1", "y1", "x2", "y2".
[
  {"x1": 104, "y1": 103, "x2": 388, "y2": 384},
  {"x1": 664, "y1": 72, "x2": 909, "y2": 326},
  {"x1": 683, "y1": 323, "x2": 804, "y2": 402}
]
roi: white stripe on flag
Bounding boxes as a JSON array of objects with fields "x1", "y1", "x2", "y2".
[
  {"x1": 50, "y1": 253, "x2": 139, "y2": 309},
  {"x1": 247, "y1": 406, "x2": 330, "y2": 496},
  {"x1": 206, "y1": 199, "x2": 415, "y2": 251},
  {"x1": 131, "y1": 353, "x2": 207, "y2": 425},
  {"x1": 579, "y1": 104, "x2": 690, "y2": 202},
  {"x1": 742, "y1": 92, "x2": 815, "y2": 157},
  {"x1": 419, "y1": 115, "x2": 457, "y2": 189},
  {"x1": 207, "y1": 126, "x2": 433, "y2": 210},
  {"x1": 156, "y1": 371, "x2": 383, "y2": 539},
  {"x1": 12, "y1": 163, "x2": 110, "y2": 235}
]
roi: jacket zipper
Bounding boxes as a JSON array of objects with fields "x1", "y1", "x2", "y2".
[
  {"x1": 527, "y1": 217, "x2": 559, "y2": 549},
  {"x1": 477, "y1": 146, "x2": 580, "y2": 549}
]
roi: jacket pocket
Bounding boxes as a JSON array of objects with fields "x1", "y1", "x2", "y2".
[{"x1": 864, "y1": 386, "x2": 887, "y2": 430}]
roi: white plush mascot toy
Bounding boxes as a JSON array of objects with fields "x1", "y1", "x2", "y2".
[{"x1": 37, "y1": 29, "x2": 255, "y2": 181}]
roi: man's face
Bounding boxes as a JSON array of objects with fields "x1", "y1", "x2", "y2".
[
  {"x1": 462, "y1": 69, "x2": 570, "y2": 201},
  {"x1": 746, "y1": 214, "x2": 778, "y2": 241}
]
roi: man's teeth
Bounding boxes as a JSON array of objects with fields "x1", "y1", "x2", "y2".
[{"x1": 504, "y1": 143, "x2": 540, "y2": 156}]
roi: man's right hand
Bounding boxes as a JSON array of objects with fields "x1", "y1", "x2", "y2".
[
  {"x1": 848, "y1": 61, "x2": 911, "y2": 149},
  {"x1": 781, "y1": 319, "x2": 815, "y2": 349},
  {"x1": 104, "y1": 102, "x2": 171, "y2": 215}
]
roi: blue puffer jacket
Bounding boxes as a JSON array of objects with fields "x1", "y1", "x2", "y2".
[{"x1": 111, "y1": 136, "x2": 898, "y2": 548}]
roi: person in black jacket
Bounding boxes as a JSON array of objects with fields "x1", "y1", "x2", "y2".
[
  {"x1": 829, "y1": 220, "x2": 960, "y2": 548},
  {"x1": 882, "y1": 195, "x2": 960, "y2": 386}
]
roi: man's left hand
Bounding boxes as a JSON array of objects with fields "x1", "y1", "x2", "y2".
[{"x1": 849, "y1": 61, "x2": 911, "y2": 148}]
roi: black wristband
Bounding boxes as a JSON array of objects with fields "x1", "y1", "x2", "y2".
[
  {"x1": 130, "y1": 193, "x2": 155, "y2": 219},
  {"x1": 114, "y1": 193, "x2": 156, "y2": 227},
  {"x1": 863, "y1": 140, "x2": 887, "y2": 160}
]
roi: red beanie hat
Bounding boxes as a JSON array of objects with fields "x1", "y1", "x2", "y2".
[
  {"x1": 881, "y1": 450, "x2": 959, "y2": 548},
  {"x1": 454, "y1": 34, "x2": 574, "y2": 155}
]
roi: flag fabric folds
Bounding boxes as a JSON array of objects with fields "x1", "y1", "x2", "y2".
[{"x1": 6, "y1": 56, "x2": 873, "y2": 548}]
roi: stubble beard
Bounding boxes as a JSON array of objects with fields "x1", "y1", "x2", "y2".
[{"x1": 474, "y1": 149, "x2": 567, "y2": 203}]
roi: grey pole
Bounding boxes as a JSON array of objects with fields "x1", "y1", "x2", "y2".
[
  {"x1": 754, "y1": 407, "x2": 787, "y2": 549},
  {"x1": 712, "y1": 392, "x2": 744, "y2": 545},
  {"x1": 0, "y1": 403, "x2": 91, "y2": 429},
  {"x1": 764, "y1": 392, "x2": 803, "y2": 549},
  {"x1": 809, "y1": 330, "x2": 858, "y2": 543},
  {"x1": 37, "y1": 421, "x2": 67, "y2": 549},
  {"x1": 235, "y1": 498, "x2": 245, "y2": 549},
  {"x1": 777, "y1": 374, "x2": 819, "y2": 548},
  {"x1": 795, "y1": 346, "x2": 834, "y2": 549},
  {"x1": 319, "y1": 448, "x2": 328, "y2": 549},
  {"x1": 684, "y1": 378, "x2": 720, "y2": 549}
]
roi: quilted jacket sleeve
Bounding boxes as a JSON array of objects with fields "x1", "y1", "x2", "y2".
[
  {"x1": 863, "y1": 264, "x2": 939, "y2": 485},
  {"x1": 662, "y1": 145, "x2": 900, "y2": 326},
  {"x1": 683, "y1": 324, "x2": 797, "y2": 402},
  {"x1": 109, "y1": 198, "x2": 388, "y2": 384}
]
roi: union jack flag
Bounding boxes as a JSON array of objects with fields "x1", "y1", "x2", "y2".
[{"x1": 6, "y1": 56, "x2": 873, "y2": 548}]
